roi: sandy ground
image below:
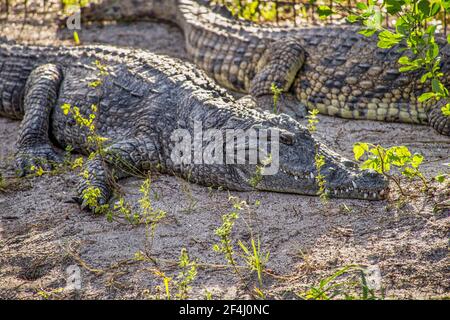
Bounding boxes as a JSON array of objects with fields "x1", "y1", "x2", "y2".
[{"x1": 0, "y1": 14, "x2": 449, "y2": 299}]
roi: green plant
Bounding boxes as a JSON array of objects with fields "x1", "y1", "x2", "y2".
[
  {"x1": 204, "y1": 288, "x2": 213, "y2": 300},
  {"x1": 79, "y1": 169, "x2": 110, "y2": 214},
  {"x1": 299, "y1": 265, "x2": 384, "y2": 300},
  {"x1": 61, "y1": 0, "x2": 91, "y2": 10},
  {"x1": 353, "y1": 142, "x2": 427, "y2": 194},
  {"x1": 73, "y1": 31, "x2": 80, "y2": 45},
  {"x1": 175, "y1": 248, "x2": 198, "y2": 299},
  {"x1": 180, "y1": 180, "x2": 199, "y2": 213},
  {"x1": 314, "y1": 152, "x2": 328, "y2": 202},
  {"x1": 139, "y1": 177, "x2": 167, "y2": 246},
  {"x1": 60, "y1": 61, "x2": 166, "y2": 226},
  {"x1": 212, "y1": 196, "x2": 271, "y2": 294},
  {"x1": 321, "y1": 0, "x2": 450, "y2": 118},
  {"x1": 270, "y1": 83, "x2": 283, "y2": 114},
  {"x1": 248, "y1": 153, "x2": 272, "y2": 188},
  {"x1": 62, "y1": 100, "x2": 110, "y2": 214},
  {"x1": 112, "y1": 197, "x2": 140, "y2": 224},
  {"x1": 306, "y1": 108, "x2": 320, "y2": 133},
  {"x1": 214, "y1": 0, "x2": 277, "y2": 22},
  {"x1": 213, "y1": 205, "x2": 240, "y2": 271},
  {"x1": 29, "y1": 165, "x2": 45, "y2": 177},
  {"x1": 61, "y1": 103, "x2": 109, "y2": 152},
  {"x1": 36, "y1": 287, "x2": 64, "y2": 300},
  {"x1": 153, "y1": 270, "x2": 173, "y2": 300},
  {"x1": 237, "y1": 238, "x2": 269, "y2": 287},
  {"x1": 435, "y1": 173, "x2": 449, "y2": 182},
  {"x1": 141, "y1": 248, "x2": 197, "y2": 300}
]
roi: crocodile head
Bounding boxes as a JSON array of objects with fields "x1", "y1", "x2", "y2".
[{"x1": 232, "y1": 114, "x2": 389, "y2": 200}]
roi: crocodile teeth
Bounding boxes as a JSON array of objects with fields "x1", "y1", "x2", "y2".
[
  {"x1": 380, "y1": 189, "x2": 385, "y2": 196},
  {"x1": 364, "y1": 193, "x2": 368, "y2": 199},
  {"x1": 294, "y1": 176, "x2": 298, "y2": 180},
  {"x1": 334, "y1": 190, "x2": 338, "y2": 195},
  {"x1": 352, "y1": 181, "x2": 357, "y2": 188},
  {"x1": 373, "y1": 192, "x2": 377, "y2": 198},
  {"x1": 310, "y1": 173, "x2": 314, "y2": 179}
]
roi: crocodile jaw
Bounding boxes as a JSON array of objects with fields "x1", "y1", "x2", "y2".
[
  {"x1": 230, "y1": 128, "x2": 388, "y2": 200},
  {"x1": 246, "y1": 166, "x2": 388, "y2": 200}
]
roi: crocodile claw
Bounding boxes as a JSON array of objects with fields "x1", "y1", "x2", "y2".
[
  {"x1": 15, "y1": 144, "x2": 63, "y2": 176},
  {"x1": 76, "y1": 180, "x2": 110, "y2": 213},
  {"x1": 72, "y1": 194, "x2": 108, "y2": 212}
]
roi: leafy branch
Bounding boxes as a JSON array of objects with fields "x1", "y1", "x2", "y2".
[{"x1": 319, "y1": 0, "x2": 450, "y2": 117}]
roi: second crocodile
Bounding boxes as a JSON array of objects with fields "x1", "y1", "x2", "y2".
[{"x1": 79, "y1": 0, "x2": 450, "y2": 136}]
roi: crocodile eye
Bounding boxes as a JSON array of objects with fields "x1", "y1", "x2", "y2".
[
  {"x1": 342, "y1": 159, "x2": 358, "y2": 169},
  {"x1": 280, "y1": 132, "x2": 295, "y2": 145}
]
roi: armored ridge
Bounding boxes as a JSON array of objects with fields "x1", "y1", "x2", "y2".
[
  {"x1": 0, "y1": 40, "x2": 387, "y2": 206},
  {"x1": 80, "y1": 0, "x2": 450, "y2": 135}
]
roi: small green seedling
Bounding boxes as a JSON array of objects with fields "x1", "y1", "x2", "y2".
[
  {"x1": 353, "y1": 143, "x2": 427, "y2": 195},
  {"x1": 270, "y1": 83, "x2": 283, "y2": 114}
]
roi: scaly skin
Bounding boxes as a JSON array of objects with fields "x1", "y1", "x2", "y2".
[
  {"x1": 0, "y1": 40, "x2": 388, "y2": 206},
  {"x1": 79, "y1": 0, "x2": 450, "y2": 135}
]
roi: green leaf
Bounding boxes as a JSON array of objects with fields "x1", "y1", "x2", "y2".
[
  {"x1": 361, "y1": 158, "x2": 383, "y2": 173},
  {"x1": 365, "y1": 10, "x2": 383, "y2": 30},
  {"x1": 317, "y1": 6, "x2": 333, "y2": 19},
  {"x1": 353, "y1": 142, "x2": 369, "y2": 160},
  {"x1": 434, "y1": 173, "x2": 447, "y2": 183},
  {"x1": 385, "y1": 0, "x2": 405, "y2": 14},
  {"x1": 377, "y1": 30, "x2": 403, "y2": 49},
  {"x1": 356, "y1": 2, "x2": 367, "y2": 10},
  {"x1": 443, "y1": 0, "x2": 450, "y2": 10},
  {"x1": 61, "y1": 103, "x2": 71, "y2": 115},
  {"x1": 398, "y1": 56, "x2": 412, "y2": 65},
  {"x1": 426, "y1": 43, "x2": 439, "y2": 60},
  {"x1": 426, "y1": 25, "x2": 437, "y2": 36},
  {"x1": 402, "y1": 166, "x2": 417, "y2": 178},
  {"x1": 432, "y1": 78, "x2": 445, "y2": 95},
  {"x1": 73, "y1": 31, "x2": 80, "y2": 45},
  {"x1": 353, "y1": 143, "x2": 369, "y2": 160},
  {"x1": 441, "y1": 103, "x2": 450, "y2": 116},
  {"x1": 420, "y1": 72, "x2": 433, "y2": 83},
  {"x1": 411, "y1": 153, "x2": 424, "y2": 168},
  {"x1": 387, "y1": 146, "x2": 411, "y2": 167},
  {"x1": 347, "y1": 15, "x2": 359, "y2": 23},
  {"x1": 418, "y1": 0, "x2": 431, "y2": 17},
  {"x1": 418, "y1": 92, "x2": 435, "y2": 102},
  {"x1": 399, "y1": 64, "x2": 420, "y2": 72},
  {"x1": 359, "y1": 28, "x2": 377, "y2": 37},
  {"x1": 393, "y1": 146, "x2": 411, "y2": 158},
  {"x1": 430, "y1": 2, "x2": 441, "y2": 16}
]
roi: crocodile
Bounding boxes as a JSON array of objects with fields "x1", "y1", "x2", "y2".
[
  {"x1": 0, "y1": 40, "x2": 388, "y2": 206},
  {"x1": 77, "y1": 0, "x2": 450, "y2": 136}
]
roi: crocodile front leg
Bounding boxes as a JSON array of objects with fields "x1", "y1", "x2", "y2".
[
  {"x1": 77, "y1": 136, "x2": 160, "y2": 209},
  {"x1": 249, "y1": 38, "x2": 307, "y2": 119},
  {"x1": 15, "y1": 64, "x2": 63, "y2": 175}
]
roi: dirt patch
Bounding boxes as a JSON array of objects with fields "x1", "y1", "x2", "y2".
[{"x1": 0, "y1": 17, "x2": 449, "y2": 300}]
